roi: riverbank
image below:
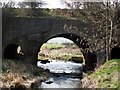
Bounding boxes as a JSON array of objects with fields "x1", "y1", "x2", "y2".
[
  {"x1": 0, "y1": 59, "x2": 48, "y2": 88},
  {"x1": 38, "y1": 47, "x2": 84, "y2": 62},
  {"x1": 81, "y1": 59, "x2": 120, "y2": 88}
]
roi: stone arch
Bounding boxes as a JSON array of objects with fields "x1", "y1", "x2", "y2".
[
  {"x1": 36, "y1": 33, "x2": 97, "y2": 70},
  {"x1": 40, "y1": 33, "x2": 89, "y2": 49},
  {"x1": 4, "y1": 44, "x2": 25, "y2": 60}
]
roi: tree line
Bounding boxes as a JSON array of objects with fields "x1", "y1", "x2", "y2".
[
  {"x1": 1, "y1": 0, "x2": 47, "y2": 17},
  {"x1": 61, "y1": 0, "x2": 120, "y2": 61}
]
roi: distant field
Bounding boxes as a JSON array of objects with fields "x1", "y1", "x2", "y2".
[
  {"x1": 40, "y1": 43, "x2": 65, "y2": 50},
  {"x1": 38, "y1": 43, "x2": 83, "y2": 61}
]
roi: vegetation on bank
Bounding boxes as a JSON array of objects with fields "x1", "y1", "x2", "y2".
[
  {"x1": 81, "y1": 59, "x2": 120, "y2": 88},
  {"x1": 0, "y1": 59, "x2": 48, "y2": 88},
  {"x1": 38, "y1": 43, "x2": 84, "y2": 63},
  {"x1": 40, "y1": 43, "x2": 65, "y2": 50}
]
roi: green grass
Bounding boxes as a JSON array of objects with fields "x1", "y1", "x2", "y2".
[
  {"x1": 39, "y1": 43, "x2": 83, "y2": 61},
  {"x1": 38, "y1": 55, "x2": 47, "y2": 60},
  {"x1": 87, "y1": 59, "x2": 120, "y2": 88}
]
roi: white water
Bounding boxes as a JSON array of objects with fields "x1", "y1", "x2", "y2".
[{"x1": 37, "y1": 60, "x2": 83, "y2": 88}]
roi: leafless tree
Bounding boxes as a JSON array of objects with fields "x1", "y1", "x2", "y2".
[{"x1": 61, "y1": 0, "x2": 120, "y2": 61}]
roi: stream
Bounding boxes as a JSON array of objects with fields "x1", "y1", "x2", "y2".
[{"x1": 37, "y1": 60, "x2": 83, "y2": 88}]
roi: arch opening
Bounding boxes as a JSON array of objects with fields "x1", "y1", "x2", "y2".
[
  {"x1": 111, "y1": 47, "x2": 120, "y2": 59},
  {"x1": 36, "y1": 33, "x2": 97, "y2": 70},
  {"x1": 37, "y1": 34, "x2": 87, "y2": 64},
  {"x1": 4, "y1": 44, "x2": 25, "y2": 60},
  {"x1": 37, "y1": 36, "x2": 87, "y2": 88}
]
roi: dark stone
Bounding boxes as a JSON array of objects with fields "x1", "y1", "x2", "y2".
[
  {"x1": 45, "y1": 81, "x2": 53, "y2": 84},
  {"x1": 22, "y1": 76, "x2": 27, "y2": 80},
  {"x1": 31, "y1": 81, "x2": 39, "y2": 88},
  {"x1": 45, "y1": 69, "x2": 50, "y2": 73},
  {"x1": 40, "y1": 60, "x2": 50, "y2": 64}
]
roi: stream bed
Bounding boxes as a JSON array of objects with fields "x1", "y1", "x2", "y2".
[{"x1": 37, "y1": 60, "x2": 83, "y2": 88}]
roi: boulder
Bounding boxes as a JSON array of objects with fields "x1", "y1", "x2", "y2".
[
  {"x1": 45, "y1": 81, "x2": 53, "y2": 84},
  {"x1": 40, "y1": 59, "x2": 50, "y2": 64}
]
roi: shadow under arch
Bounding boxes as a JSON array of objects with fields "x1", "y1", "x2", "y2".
[
  {"x1": 4, "y1": 44, "x2": 25, "y2": 60},
  {"x1": 37, "y1": 33, "x2": 97, "y2": 70},
  {"x1": 111, "y1": 46, "x2": 120, "y2": 59}
]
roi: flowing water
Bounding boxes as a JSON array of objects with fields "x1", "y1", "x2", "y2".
[{"x1": 37, "y1": 60, "x2": 83, "y2": 88}]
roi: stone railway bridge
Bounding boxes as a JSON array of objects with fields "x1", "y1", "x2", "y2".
[{"x1": 2, "y1": 16, "x2": 120, "y2": 70}]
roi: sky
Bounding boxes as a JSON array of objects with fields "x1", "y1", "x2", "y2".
[
  {"x1": 47, "y1": 37, "x2": 73, "y2": 43},
  {"x1": 0, "y1": 0, "x2": 67, "y2": 8},
  {"x1": 42, "y1": 0, "x2": 67, "y2": 8}
]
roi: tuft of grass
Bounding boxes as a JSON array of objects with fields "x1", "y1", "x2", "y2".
[{"x1": 1, "y1": 59, "x2": 48, "y2": 88}]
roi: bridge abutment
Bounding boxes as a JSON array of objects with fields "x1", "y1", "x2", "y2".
[{"x1": 23, "y1": 41, "x2": 40, "y2": 65}]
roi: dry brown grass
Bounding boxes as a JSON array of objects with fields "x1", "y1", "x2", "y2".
[{"x1": 0, "y1": 59, "x2": 48, "y2": 88}]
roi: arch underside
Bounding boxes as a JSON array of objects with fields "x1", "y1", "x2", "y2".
[
  {"x1": 38, "y1": 33, "x2": 97, "y2": 70},
  {"x1": 45, "y1": 33, "x2": 89, "y2": 49},
  {"x1": 3, "y1": 33, "x2": 97, "y2": 70}
]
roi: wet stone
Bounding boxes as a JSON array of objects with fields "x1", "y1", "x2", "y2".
[
  {"x1": 45, "y1": 81, "x2": 53, "y2": 84},
  {"x1": 40, "y1": 60, "x2": 50, "y2": 64}
]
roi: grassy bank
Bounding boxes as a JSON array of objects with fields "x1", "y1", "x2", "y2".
[
  {"x1": 81, "y1": 59, "x2": 120, "y2": 88},
  {"x1": 0, "y1": 59, "x2": 48, "y2": 88},
  {"x1": 38, "y1": 43, "x2": 84, "y2": 62}
]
